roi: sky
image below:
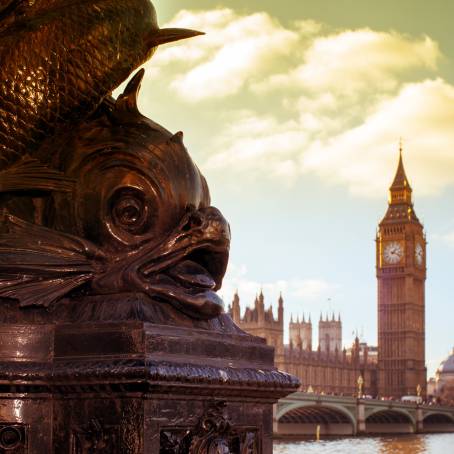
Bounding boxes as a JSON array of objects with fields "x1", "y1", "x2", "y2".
[{"x1": 122, "y1": 0, "x2": 454, "y2": 376}]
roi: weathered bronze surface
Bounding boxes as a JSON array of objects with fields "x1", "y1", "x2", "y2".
[
  {"x1": 0, "y1": 71, "x2": 230, "y2": 319},
  {"x1": 0, "y1": 0, "x2": 201, "y2": 170},
  {"x1": 0, "y1": 2, "x2": 299, "y2": 452}
]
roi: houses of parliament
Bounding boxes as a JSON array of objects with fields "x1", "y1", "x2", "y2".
[{"x1": 228, "y1": 148, "x2": 427, "y2": 398}]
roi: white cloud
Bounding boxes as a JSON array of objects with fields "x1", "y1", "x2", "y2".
[
  {"x1": 301, "y1": 78, "x2": 454, "y2": 197},
  {"x1": 206, "y1": 111, "x2": 306, "y2": 181},
  {"x1": 254, "y1": 29, "x2": 439, "y2": 95},
  {"x1": 140, "y1": 7, "x2": 453, "y2": 198},
  {"x1": 207, "y1": 78, "x2": 454, "y2": 196},
  {"x1": 152, "y1": 9, "x2": 299, "y2": 101}
]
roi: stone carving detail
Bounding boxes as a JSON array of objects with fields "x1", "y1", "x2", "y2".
[
  {"x1": 71, "y1": 419, "x2": 119, "y2": 454},
  {"x1": 160, "y1": 430, "x2": 192, "y2": 454},
  {"x1": 189, "y1": 402, "x2": 231, "y2": 454},
  {"x1": 0, "y1": 424, "x2": 26, "y2": 453},
  {"x1": 159, "y1": 402, "x2": 258, "y2": 454}
]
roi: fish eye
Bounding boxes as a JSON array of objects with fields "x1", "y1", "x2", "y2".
[{"x1": 109, "y1": 187, "x2": 154, "y2": 236}]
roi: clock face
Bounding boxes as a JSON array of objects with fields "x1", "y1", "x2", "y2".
[
  {"x1": 383, "y1": 241, "x2": 404, "y2": 265},
  {"x1": 415, "y1": 243, "x2": 424, "y2": 266}
]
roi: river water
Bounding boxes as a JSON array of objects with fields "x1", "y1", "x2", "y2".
[{"x1": 274, "y1": 433, "x2": 454, "y2": 453}]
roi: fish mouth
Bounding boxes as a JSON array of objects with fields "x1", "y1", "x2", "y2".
[
  {"x1": 138, "y1": 208, "x2": 230, "y2": 319},
  {"x1": 164, "y1": 243, "x2": 229, "y2": 291}
]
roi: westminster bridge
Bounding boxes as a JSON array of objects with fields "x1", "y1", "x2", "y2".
[{"x1": 275, "y1": 392, "x2": 454, "y2": 436}]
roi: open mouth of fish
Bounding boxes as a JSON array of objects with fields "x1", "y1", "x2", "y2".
[
  {"x1": 91, "y1": 206, "x2": 233, "y2": 320},
  {"x1": 0, "y1": 207, "x2": 230, "y2": 319},
  {"x1": 140, "y1": 240, "x2": 229, "y2": 319}
]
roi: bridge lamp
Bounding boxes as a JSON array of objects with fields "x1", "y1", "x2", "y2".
[
  {"x1": 357, "y1": 375, "x2": 364, "y2": 398},
  {"x1": 417, "y1": 384, "x2": 422, "y2": 397}
]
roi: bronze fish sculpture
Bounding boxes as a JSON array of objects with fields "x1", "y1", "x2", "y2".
[
  {"x1": 0, "y1": 71, "x2": 230, "y2": 319},
  {"x1": 0, "y1": 0, "x2": 202, "y2": 171}
]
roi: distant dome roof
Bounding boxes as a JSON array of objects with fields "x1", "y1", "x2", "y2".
[{"x1": 438, "y1": 349, "x2": 454, "y2": 375}]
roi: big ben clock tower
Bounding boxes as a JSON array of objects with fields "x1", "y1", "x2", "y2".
[{"x1": 376, "y1": 145, "x2": 427, "y2": 398}]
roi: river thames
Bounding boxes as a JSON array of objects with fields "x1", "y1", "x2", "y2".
[{"x1": 274, "y1": 433, "x2": 454, "y2": 453}]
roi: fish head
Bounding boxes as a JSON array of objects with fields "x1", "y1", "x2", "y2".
[{"x1": 51, "y1": 71, "x2": 230, "y2": 319}]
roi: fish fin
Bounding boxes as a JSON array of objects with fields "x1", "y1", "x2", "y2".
[
  {"x1": 115, "y1": 69, "x2": 144, "y2": 115},
  {"x1": 0, "y1": 156, "x2": 74, "y2": 193},
  {"x1": 0, "y1": 275, "x2": 93, "y2": 308},
  {"x1": 170, "y1": 131, "x2": 184, "y2": 144},
  {"x1": 0, "y1": 214, "x2": 105, "y2": 307}
]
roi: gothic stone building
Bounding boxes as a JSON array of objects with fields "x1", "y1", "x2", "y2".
[
  {"x1": 228, "y1": 149, "x2": 426, "y2": 399},
  {"x1": 229, "y1": 291, "x2": 378, "y2": 396}
]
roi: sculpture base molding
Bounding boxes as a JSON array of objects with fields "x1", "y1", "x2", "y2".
[{"x1": 0, "y1": 295, "x2": 298, "y2": 453}]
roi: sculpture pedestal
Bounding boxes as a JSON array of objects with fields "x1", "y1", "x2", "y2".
[{"x1": 0, "y1": 295, "x2": 298, "y2": 453}]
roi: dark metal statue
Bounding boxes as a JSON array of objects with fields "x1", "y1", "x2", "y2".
[
  {"x1": 0, "y1": 71, "x2": 230, "y2": 319},
  {"x1": 0, "y1": 5, "x2": 299, "y2": 452},
  {"x1": 0, "y1": 1, "x2": 231, "y2": 319},
  {"x1": 0, "y1": 0, "x2": 201, "y2": 170}
]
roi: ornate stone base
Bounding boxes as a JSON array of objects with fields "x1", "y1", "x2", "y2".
[{"x1": 0, "y1": 294, "x2": 298, "y2": 453}]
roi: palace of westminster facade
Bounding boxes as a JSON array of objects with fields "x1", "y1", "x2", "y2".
[{"x1": 228, "y1": 149, "x2": 427, "y2": 398}]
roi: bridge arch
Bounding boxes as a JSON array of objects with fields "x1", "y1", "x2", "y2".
[
  {"x1": 276, "y1": 403, "x2": 356, "y2": 436},
  {"x1": 423, "y1": 412, "x2": 454, "y2": 423},
  {"x1": 423, "y1": 412, "x2": 454, "y2": 433},
  {"x1": 365, "y1": 408, "x2": 415, "y2": 434}
]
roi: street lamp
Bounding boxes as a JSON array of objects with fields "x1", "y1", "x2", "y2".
[
  {"x1": 416, "y1": 384, "x2": 422, "y2": 397},
  {"x1": 357, "y1": 375, "x2": 364, "y2": 398}
]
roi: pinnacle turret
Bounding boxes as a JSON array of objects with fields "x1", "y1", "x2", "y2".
[
  {"x1": 382, "y1": 142, "x2": 419, "y2": 223},
  {"x1": 390, "y1": 142, "x2": 412, "y2": 193}
]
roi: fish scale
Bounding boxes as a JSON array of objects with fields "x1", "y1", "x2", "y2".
[{"x1": 0, "y1": 0, "x2": 200, "y2": 170}]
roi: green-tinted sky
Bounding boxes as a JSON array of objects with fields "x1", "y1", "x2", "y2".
[
  {"x1": 158, "y1": 0, "x2": 454, "y2": 56},
  {"x1": 127, "y1": 1, "x2": 454, "y2": 376}
]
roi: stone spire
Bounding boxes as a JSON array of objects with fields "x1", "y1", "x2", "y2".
[
  {"x1": 390, "y1": 140, "x2": 412, "y2": 192},
  {"x1": 278, "y1": 292, "x2": 284, "y2": 323},
  {"x1": 257, "y1": 289, "x2": 265, "y2": 323},
  {"x1": 231, "y1": 290, "x2": 240, "y2": 323},
  {"x1": 389, "y1": 141, "x2": 413, "y2": 206},
  {"x1": 383, "y1": 142, "x2": 419, "y2": 223}
]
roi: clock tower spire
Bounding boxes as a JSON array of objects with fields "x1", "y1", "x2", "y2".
[{"x1": 376, "y1": 144, "x2": 426, "y2": 398}]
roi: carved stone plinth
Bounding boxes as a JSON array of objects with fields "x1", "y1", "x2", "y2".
[{"x1": 0, "y1": 295, "x2": 298, "y2": 453}]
